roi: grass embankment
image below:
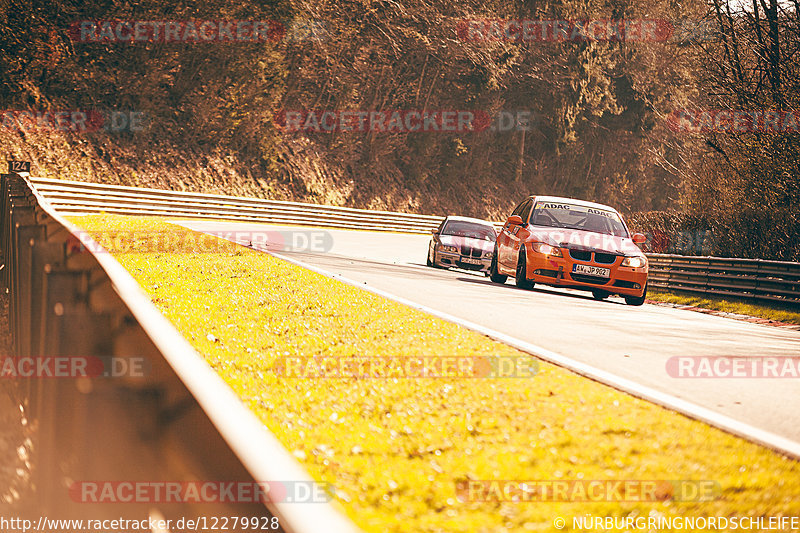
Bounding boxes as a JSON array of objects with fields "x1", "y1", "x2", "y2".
[
  {"x1": 648, "y1": 290, "x2": 800, "y2": 326},
  {"x1": 72, "y1": 214, "x2": 800, "y2": 533}
]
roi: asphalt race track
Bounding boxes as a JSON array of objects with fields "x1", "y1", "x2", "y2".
[{"x1": 177, "y1": 220, "x2": 800, "y2": 446}]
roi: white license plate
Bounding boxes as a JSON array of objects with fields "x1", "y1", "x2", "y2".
[
  {"x1": 461, "y1": 257, "x2": 482, "y2": 265},
  {"x1": 572, "y1": 264, "x2": 610, "y2": 278}
]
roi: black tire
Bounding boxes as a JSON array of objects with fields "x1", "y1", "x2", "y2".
[
  {"x1": 426, "y1": 245, "x2": 433, "y2": 267},
  {"x1": 515, "y1": 250, "x2": 535, "y2": 290},
  {"x1": 624, "y1": 283, "x2": 647, "y2": 306},
  {"x1": 428, "y1": 247, "x2": 445, "y2": 269},
  {"x1": 592, "y1": 289, "x2": 609, "y2": 300},
  {"x1": 489, "y1": 249, "x2": 507, "y2": 284}
]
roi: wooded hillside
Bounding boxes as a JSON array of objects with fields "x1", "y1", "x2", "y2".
[{"x1": 1, "y1": 0, "x2": 797, "y2": 259}]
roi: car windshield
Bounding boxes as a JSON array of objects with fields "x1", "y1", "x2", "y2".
[
  {"x1": 530, "y1": 202, "x2": 629, "y2": 237},
  {"x1": 441, "y1": 221, "x2": 496, "y2": 241}
]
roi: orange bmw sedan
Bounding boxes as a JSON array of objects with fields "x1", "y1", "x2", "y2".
[{"x1": 489, "y1": 196, "x2": 649, "y2": 305}]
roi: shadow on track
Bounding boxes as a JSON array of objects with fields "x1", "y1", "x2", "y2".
[{"x1": 454, "y1": 276, "x2": 628, "y2": 305}]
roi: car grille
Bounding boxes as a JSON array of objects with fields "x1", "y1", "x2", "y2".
[
  {"x1": 594, "y1": 252, "x2": 618, "y2": 264},
  {"x1": 567, "y1": 248, "x2": 619, "y2": 265},
  {"x1": 568, "y1": 249, "x2": 592, "y2": 261},
  {"x1": 571, "y1": 274, "x2": 611, "y2": 285},
  {"x1": 461, "y1": 246, "x2": 483, "y2": 258},
  {"x1": 613, "y1": 279, "x2": 639, "y2": 289}
]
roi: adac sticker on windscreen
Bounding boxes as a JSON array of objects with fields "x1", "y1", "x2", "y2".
[
  {"x1": 586, "y1": 207, "x2": 616, "y2": 219},
  {"x1": 538, "y1": 202, "x2": 571, "y2": 210},
  {"x1": 537, "y1": 203, "x2": 617, "y2": 219}
]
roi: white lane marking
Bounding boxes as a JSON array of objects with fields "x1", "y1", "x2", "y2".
[{"x1": 184, "y1": 224, "x2": 800, "y2": 460}]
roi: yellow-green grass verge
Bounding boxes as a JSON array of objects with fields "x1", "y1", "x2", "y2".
[
  {"x1": 71, "y1": 214, "x2": 800, "y2": 533},
  {"x1": 649, "y1": 289, "x2": 800, "y2": 326}
]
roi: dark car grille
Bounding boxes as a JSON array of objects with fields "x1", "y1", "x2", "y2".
[
  {"x1": 568, "y1": 249, "x2": 592, "y2": 261},
  {"x1": 571, "y1": 274, "x2": 611, "y2": 285},
  {"x1": 594, "y1": 252, "x2": 618, "y2": 264},
  {"x1": 460, "y1": 246, "x2": 483, "y2": 258},
  {"x1": 567, "y1": 248, "x2": 619, "y2": 264}
]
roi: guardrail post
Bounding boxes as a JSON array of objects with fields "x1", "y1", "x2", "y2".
[
  {"x1": 10, "y1": 212, "x2": 36, "y2": 351},
  {"x1": 665, "y1": 256, "x2": 674, "y2": 288},
  {"x1": 755, "y1": 259, "x2": 765, "y2": 298},
  {"x1": 27, "y1": 240, "x2": 66, "y2": 420},
  {"x1": 15, "y1": 225, "x2": 45, "y2": 356},
  {"x1": 35, "y1": 268, "x2": 86, "y2": 512}
]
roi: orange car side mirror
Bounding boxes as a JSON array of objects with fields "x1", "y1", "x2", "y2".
[
  {"x1": 632, "y1": 233, "x2": 647, "y2": 244},
  {"x1": 507, "y1": 215, "x2": 524, "y2": 226}
]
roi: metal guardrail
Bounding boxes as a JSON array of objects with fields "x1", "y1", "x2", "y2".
[
  {"x1": 648, "y1": 254, "x2": 800, "y2": 306},
  {"x1": 31, "y1": 177, "x2": 800, "y2": 307},
  {"x1": 1, "y1": 171, "x2": 358, "y2": 532},
  {"x1": 31, "y1": 177, "x2": 445, "y2": 233}
]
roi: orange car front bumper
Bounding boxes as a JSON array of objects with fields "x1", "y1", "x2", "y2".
[{"x1": 524, "y1": 248, "x2": 648, "y2": 297}]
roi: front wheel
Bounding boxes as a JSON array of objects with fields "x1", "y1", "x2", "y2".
[
  {"x1": 515, "y1": 250, "x2": 535, "y2": 290},
  {"x1": 624, "y1": 283, "x2": 647, "y2": 306},
  {"x1": 592, "y1": 289, "x2": 609, "y2": 300},
  {"x1": 428, "y1": 246, "x2": 444, "y2": 269},
  {"x1": 489, "y1": 249, "x2": 507, "y2": 284}
]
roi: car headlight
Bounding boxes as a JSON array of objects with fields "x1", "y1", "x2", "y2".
[
  {"x1": 440, "y1": 245, "x2": 458, "y2": 253},
  {"x1": 622, "y1": 256, "x2": 647, "y2": 268},
  {"x1": 531, "y1": 242, "x2": 563, "y2": 257}
]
